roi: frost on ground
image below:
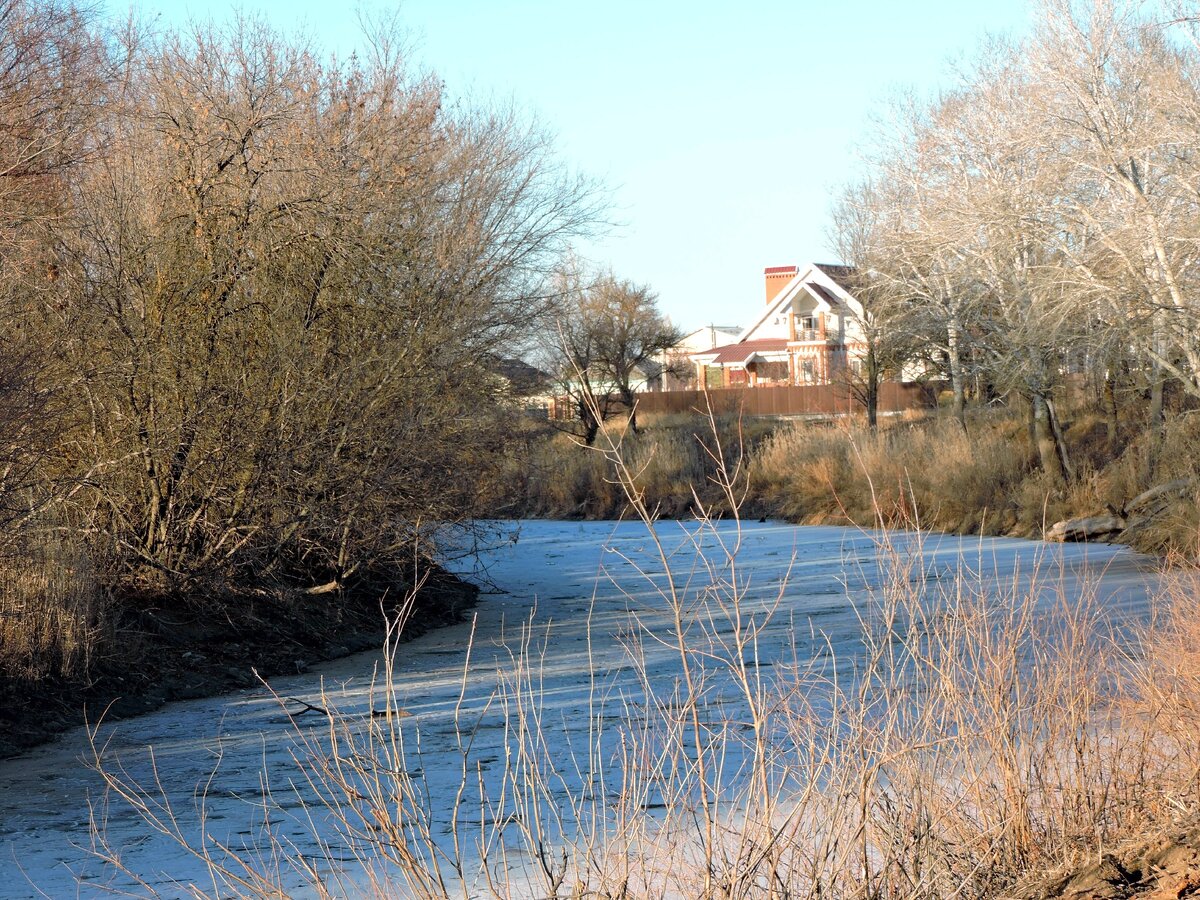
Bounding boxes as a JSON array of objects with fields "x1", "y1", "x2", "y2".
[{"x1": 0, "y1": 520, "x2": 1155, "y2": 898}]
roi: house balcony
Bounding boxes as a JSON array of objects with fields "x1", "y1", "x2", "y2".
[{"x1": 789, "y1": 329, "x2": 835, "y2": 344}]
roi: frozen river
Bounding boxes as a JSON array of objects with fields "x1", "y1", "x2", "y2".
[{"x1": 0, "y1": 520, "x2": 1157, "y2": 897}]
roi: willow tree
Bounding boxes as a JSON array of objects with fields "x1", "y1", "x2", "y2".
[
  {"x1": 1029, "y1": 0, "x2": 1200, "y2": 451},
  {"x1": 932, "y1": 52, "x2": 1085, "y2": 482},
  {"x1": 853, "y1": 42, "x2": 1093, "y2": 482}
]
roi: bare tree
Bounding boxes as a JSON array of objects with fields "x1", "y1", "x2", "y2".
[
  {"x1": 830, "y1": 179, "x2": 924, "y2": 429},
  {"x1": 853, "y1": 42, "x2": 1091, "y2": 480},
  {"x1": 543, "y1": 267, "x2": 681, "y2": 443},
  {"x1": 588, "y1": 276, "x2": 682, "y2": 434},
  {"x1": 1028, "y1": 0, "x2": 1200, "y2": 456},
  {"x1": 850, "y1": 97, "x2": 987, "y2": 431},
  {"x1": 0, "y1": 0, "x2": 106, "y2": 538}
]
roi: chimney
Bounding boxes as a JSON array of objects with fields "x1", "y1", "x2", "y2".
[{"x1": 764, "y1": 265, "x2": 798, "y2": 305}]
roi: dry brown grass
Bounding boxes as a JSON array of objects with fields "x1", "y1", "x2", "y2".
[
  {"x1": 516, "y1": 409, "x2": 1043, "y2": 533},
  {"x1": 749, "y1": 415, "x2": 1032, "y2": 533},
  {"x1": 516, "y1": 401, "x2": 1200, "y2": 561},
  {"x1": 0, "y1": 533, "x2": 102, "y2": 682},
  {"x1": 518, "y1": 414, "x2": 775, "y2": 519}
]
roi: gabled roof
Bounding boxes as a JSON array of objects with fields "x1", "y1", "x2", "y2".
[
  {"x1": 736, "y1": 262, "x2": 864, "y2": 344},
  {"x1": 804, "y1": 283, "x2": 840, "y2": 306}
]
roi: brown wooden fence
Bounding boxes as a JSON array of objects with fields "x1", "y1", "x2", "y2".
[{"x1": 631, "y1": 382, "x2": 942, "y2": 418}]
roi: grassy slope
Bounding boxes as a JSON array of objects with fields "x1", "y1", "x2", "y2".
[{"x1": 501, "y1": 403, "x2": 1200, "y2": 558}]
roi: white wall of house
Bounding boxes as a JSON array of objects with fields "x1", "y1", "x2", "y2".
[
  {"x1": 736, "y1": 264, "x2": 867, "y2": 347},
  {"x1": 678, "y1": 325, "x2": 742, "y2": 353}
]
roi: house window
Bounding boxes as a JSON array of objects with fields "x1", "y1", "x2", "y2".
[
  {"x1": 799, "y1": 315, "x2": 816, "y2": 331},
  {"x1": 800, "y1": 359, "x2": 815, "y2": 383}
]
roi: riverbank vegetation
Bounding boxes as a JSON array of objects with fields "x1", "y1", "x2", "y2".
[
  {"x1": 501, "y1": 394, "x2": 1200, "y2": 558},
  {"x1": 0, "y1": 0, "x2": 596, "y2": 748},
  {"x1": 503, "y1": 0, "x2": 1200, "y2": 563}
]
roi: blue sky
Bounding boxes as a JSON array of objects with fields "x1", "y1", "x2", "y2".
[{"x1": 126, "y1": 0, "x2": 1032, "y2": 328}]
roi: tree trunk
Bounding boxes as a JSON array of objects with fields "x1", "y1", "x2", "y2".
[
  {"x1": 1045, "y1": 397, "x2": 1074, "y2": 482},
  {"x1": 1104, "y1": 371, "x2": 1119, "y2": 456},
  {"x1": 1032, "y1": 392, "x2": 1066, "y2": 484},
  {"x1": 1144, "y1": 365, "x2": 1165, "y2": 484},
  {"x1": 1149, "y1": 370, "x2": 1164, "y2": 435},
  {"x1": 947, "y1": 319, "x2": 966, "y2": 431},
  {"x1": 579, "y1": 397, "x2": 599, "y2": 446},
  {"x1": 1027, "y1": 395, "x2": 1037, "y2": 452},
  {"x1": 1143, "y1": 316, "x2": 1167, "y2": 483},
  {"x1": 621, "y1": 388, "x2": 640, "y2": 434},
  {"x1": 865, "y1": 345, "x2": 879, "y2": 429}
]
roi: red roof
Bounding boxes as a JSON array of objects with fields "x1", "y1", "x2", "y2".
[
  {"x1": 705, "y1": 338, "x2": 789, "y2": 365},
  {"x1": 764, "y1": 265, "x2": 798, "y2": 275}
]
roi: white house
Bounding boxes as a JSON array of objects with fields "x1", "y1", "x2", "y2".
[{"x1": 690, "y1": 263, "x2": 869, "y2": 388}]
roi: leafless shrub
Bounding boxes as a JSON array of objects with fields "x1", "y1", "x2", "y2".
[{"x1": 25, "y1": 15, "x2": 601, "y2": 594}]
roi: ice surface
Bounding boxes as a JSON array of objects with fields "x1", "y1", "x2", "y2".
[{"x1": 0, "y1": 520, "x2": 1157, "y2": 898}]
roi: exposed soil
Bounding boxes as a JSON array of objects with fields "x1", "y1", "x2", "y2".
[
  {"x1": 0, "y1": 567, "x2": 478, "y2": 759},
  {"x1": 1015, "y1": 827, "x2": 1200, "y2": 900}
]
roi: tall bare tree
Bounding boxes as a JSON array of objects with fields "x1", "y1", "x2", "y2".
[
  {"x1": 0, "y1": 0, "x2": 106, "y2": 537},
  {"x1": 1029, "y1": 0, "x2": 1200, "y2": 454},
  {"x1": 830, "y1": 179, "x2": 923, "y2": 429}
]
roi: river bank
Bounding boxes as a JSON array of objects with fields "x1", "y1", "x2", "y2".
[
  {"x1": 0, "y1": 566, "x2": 478, "y2": 759},
  {"x1": 495, "y1": 407, "x2": 1200, "y2": 557}
]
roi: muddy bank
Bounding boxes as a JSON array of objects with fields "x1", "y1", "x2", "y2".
[
  {"x1": 0, "y1": 567, "x2": 477, "y2": 759},
  {"x1": 1016, "y1": 826, "x2": 1200, "y2": 900}
]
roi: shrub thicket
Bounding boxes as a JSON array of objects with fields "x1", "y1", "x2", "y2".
[{"x1": 0, "y1": 2, "x2": 595, "y2": 690}]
